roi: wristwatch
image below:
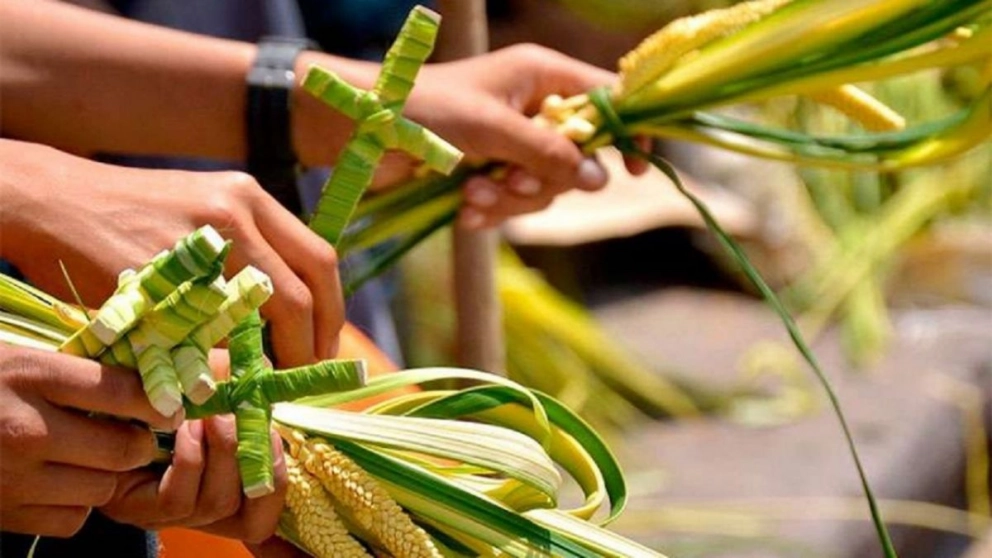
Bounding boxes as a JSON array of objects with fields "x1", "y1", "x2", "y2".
[{"x1": 246, "y1": 36, "x2": 318, "y2": 216}]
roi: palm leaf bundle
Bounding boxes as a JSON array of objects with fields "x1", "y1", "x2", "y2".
[
  {"x1": 0, "y1": 233, "x2": 665, "y2": 557},
  {"x1": 333, "y1": 0, "x2": 990, "y2": 291},
  {"x1": 294, "y1": 3, "x2": 992, "y2": 556}
]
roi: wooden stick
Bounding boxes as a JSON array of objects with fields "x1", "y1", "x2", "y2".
[{"x1": 434, "y1": 0, "x2": 505, "y2": 375}]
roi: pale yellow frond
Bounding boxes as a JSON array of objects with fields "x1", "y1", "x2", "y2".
[
  {"x1": 618, "y1": 0, "x2": 792, "y2": 97},
  {"x1": 807, "y1": 84, "x2": 907, "y2": 131}
]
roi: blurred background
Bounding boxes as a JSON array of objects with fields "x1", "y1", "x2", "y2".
[{"x1": 72, "y1": 1, "x2": 992, "y2": 556}]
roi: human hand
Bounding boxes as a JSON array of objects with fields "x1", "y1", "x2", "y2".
[
  {"x1": 404, "y1": 44, "x2": 649, "y2": 229},
  {"x1": 0, "y1": 139, "x2": 344, "y2": 368},
  {"x1": 0, "y1": 345, "x2": 180, "y2": 537},
  {"x1": 99, "y1": 416, "x2": 287, "y2": 544},
  {"x1": 295, "y1": 45, "x2": 645, "y2": 230}
]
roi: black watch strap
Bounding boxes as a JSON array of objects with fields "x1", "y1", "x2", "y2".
[{"x1": 246, "y1": 36, "x2": 316, "y2": 215}]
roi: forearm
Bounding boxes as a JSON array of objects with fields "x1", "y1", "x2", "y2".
[{"x1": 0, "y1": 0, "x2": 378, "y2": 166}]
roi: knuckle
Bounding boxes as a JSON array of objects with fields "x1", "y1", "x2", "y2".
[
  {"x1": 96, "y1": 368, "x2": 136, "y2": 406},
  {"x1": 200, "y1": 190, "x2": 239, "y2": 228},
  {"x1": 207, "y1": 492, "x2": 242, "y2": 522},
  {"x1": 54, "y1": 507, "x2": 91, "y2": 537},
  {"x1": 206, "y1": 415, "x2": 239, "y2": 455},
  {"x1": 195, "y1": 490, "x2": 243, "y2": 525},
  {"x1": 91, "y1": 475, "x2": 119, "y2": 507},
  {"x1": 2, "y1": 349, "x2": 51, "y2": 388},
  {"x1": 158, "y1": 489, "x2": 196, "y2": 521},
  {"x1": 222, "y1": 171, "x2": 263, "y2": 199},
  {"x1": 109, "y1": 429, "x2": 154, "y2": 471},
  {"x1": 508, "y1": 42, "x2": 548, "y2": 64},
  {"x1": 540, "y1": 139, "x2": 579, "y2": 168},
  {"x1": 312, "y1": 242, "x2": 339, "y2": 272},
  {"x1": 201, "y1": 172, "x2": 259, "y2": 226},
  {"x1": 173, "y1": 441, "x2": 206, "y2": 472},
  {"x1": 280, "y1": 280, "x2": 314, "y2": 316},
  {"x1": 0, "y1": 412, "x2": 48, "y2": 457}
]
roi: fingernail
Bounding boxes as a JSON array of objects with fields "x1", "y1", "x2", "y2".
[
  {"x1": 270, "y1": 430, "x2": 285, "y2": 466},
  {"x1": 170, "y1": 407, "x2": 186, "y2": 431},
  {"x1": 460, "y1": 209, "x2": 486, "y2": 229},
  {"x1": 188, "y1": 419, "x2": 203, "y2": 445},
  {"x1": 577, "y1": 158, "x2": 608, "y2": 190},
  {"x1": 512, "y1": 176, "x2": 542, "y2": 196},
  {"x1": 466, "y1": 183, "x2": 498, "y2": 207}
]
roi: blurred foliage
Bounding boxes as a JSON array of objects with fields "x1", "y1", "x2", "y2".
[
  {"x1": 725, "y1": 66, "x2": 992, "y2": 368},
  {"x1": 553, "y1": 0, "x2": 737, "y2": 31}
]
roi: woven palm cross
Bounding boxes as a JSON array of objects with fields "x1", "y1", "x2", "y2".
[{"x1": 303, "y1": 5, "x2": 463, "y2": 246}]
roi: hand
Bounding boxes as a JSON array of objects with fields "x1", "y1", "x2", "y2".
[
  {"x1": 0, "y1": 345, "x2": 179, "y2": 537},
  {"x1": 295, "y1": 45, "x2": 646, "y2": 230},
  {"x1": 0, "y1": 139, "x2": 344, "y2": 368},
  {"x1": 405, "y1": 44, "x2": 649, "y2": 229},
  {"x1": 99, "y1": 416, "x2": 287, "y2": 544}
]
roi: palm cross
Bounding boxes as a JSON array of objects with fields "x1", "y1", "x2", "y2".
[{"x1": 303, "y1": 5, "x2": 463, "y2": 246}]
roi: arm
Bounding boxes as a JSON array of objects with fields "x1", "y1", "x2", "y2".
[
  {"x1": 1, "y1": 1, "x2": 641, "y2": 228},
  {"x1": 0, "y1": 0, "x2": 375, "y2": 166}
]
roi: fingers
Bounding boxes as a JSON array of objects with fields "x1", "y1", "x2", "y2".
[
  {"x1": 459, "y1": 174, "x2": 555, "y2": 229},
  {"x1": 472, "y1": 108, "x2": 608, "y2": 197},
  {"x1": 35, "y1": 352, "x2": 180, "y2": 431},
  {"x1": 156, "y1": 419, "x2": 207, "y2": 520},
  {"x1": 101, "y1": 416, "x2": 249, "y2": 531},
  {"x1": 623, "y1": 137, "x2": 653, "y2": 175},
  {"x1": 190, "y1": 415, "x2": 242, "y2": 526},
  {"x1": 253, "y1": 197, "x2": 344, "y2": 361},
  {"x1": 9, "y1": 464, "x2": 118, "y2": 507},
  {"x1": 207, "y1": 349, "x2": 232, "y2": 381},
  {"x1": 225, "y1": 226, "x2": 316, "y2": 368},
  {"x1": 98, "y1": 419, "x2": 205, "y2": 527},
  {"x1": 44, "y1": 406, "x2": 157, "y2": 471},
  {"x1": 200, "y1": 428, "x2": 287, "y2": 543},
  {"x1": 4, "y1": 505, "x2": 92, "y2": 538},
  {"x1": 517, "y1": 45, "x2": 617, "y2": 111},
  {"x1": 201, "y1": 173, "x2": 343, "y2": 368}
]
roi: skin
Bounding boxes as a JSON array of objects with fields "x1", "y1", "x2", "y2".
[
  {"x1": 0, "y1": 139, "x2": 344, "y2": 368},
  {"x1": 0, "y1": 140, "x2": 303, "y2": 545},
  {"x1": 0, "y1": 0, "x2": 646, "y2": 231},
  {"x1": 100, "y1": 417, "x2": 287, "y2": 544},
  {"x1": 0, "y1": 345, "x2": 179, "y2": 536},
  {"x1": 0, "y1": 0, "x2": 647, "y2": 549}
]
